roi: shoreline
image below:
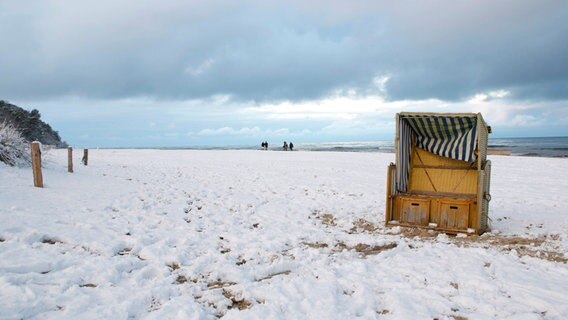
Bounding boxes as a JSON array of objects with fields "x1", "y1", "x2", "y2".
[
  {"x1": 58, "y1": 137, "x2": 568, "y2": 158},
  {"x1": 55, "y1": 146, "x2": 568, "y2": 159},
  {"x1": 487, "y1": 148, "x2": 512, "y2": 156}
]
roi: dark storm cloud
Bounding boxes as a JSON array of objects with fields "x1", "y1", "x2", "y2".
[
  {"x1": 1, "y1": 0, "x2": 567, "y2": 103},
  {"x1": 381, "y1": 1, "x2": 568, "y2": 101}
]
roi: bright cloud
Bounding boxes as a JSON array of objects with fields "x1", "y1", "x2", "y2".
[
  {"x1": 196, "y1": 126, "x2": 312, "y2": 138},
  {"x1": 244, "y1": 95, "x2": 387, "y2": 121},
  {"x1": 197, "y1": 126, "x2": 261, "y2": 136},
  {"x1": 468, "y1": 90, "x2": 511, "y2": 103}
]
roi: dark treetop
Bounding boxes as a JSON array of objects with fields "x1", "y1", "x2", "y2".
[{"x1": 0, "y1": 100, "x2": 67, "y2": 147}]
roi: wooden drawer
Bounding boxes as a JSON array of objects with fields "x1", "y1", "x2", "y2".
[
  {"x1": 400, "y1": 197, "x2": 430, "y2": 225},
  {"x1": 439, "y1": 200, "x2": 469, "y2": 229}
]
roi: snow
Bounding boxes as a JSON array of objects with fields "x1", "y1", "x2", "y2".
[
  {"x1": 0, "y1": 121, "x2": 31, "y2": 167},
  {"x1": 1, "y1": 149, "x2": 567, "y2": 319}
]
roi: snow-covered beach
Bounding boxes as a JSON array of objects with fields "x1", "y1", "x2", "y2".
[{"x1": 1, "y1": 149, "x2": 567, "y2": 319}]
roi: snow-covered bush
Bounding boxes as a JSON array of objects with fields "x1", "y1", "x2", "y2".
[{"x1": 0, "y1": 121, "x2": 31, "y2": 167}]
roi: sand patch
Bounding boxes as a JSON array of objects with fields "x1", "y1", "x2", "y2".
[
  {"x1": 319, "y1": 213, "x2": 336, "y2": 226},
  {"x1": 302, "y1": 241, "x2": 329, "y2": 249},
  {"x1": 166, "y1": 262, "x2": 180, "y2": 271},
  {"x1": 331, "y1": 241, "x2": 398, "y2": 256},
  {"x1": 398, "y1": 227, "x2": 439, "y2": 239},
  {"x1": 207, "y1": 280, "x2": 237, "y2": 289},
  {"x1": 353, "y1": 243, "x2": 398, "y2": 256},
  {"x1": 350, "y1": 218, "x2": 378, "y2": 233},
  {"x1": 453, "y1": 234, "x2": 566, "y2": 263},
  {"x1": 311, "y1": 209, "x2": 337, "y2": 227},
  {"x1": 344, "y1": 216, "x2": 565, "y2": 263},
  {"x1": 222, "y1": 289, "x2": 252, "y2": 310},
  {"x1": 487, "y1": 148, "x2": 511, "y2": 156},
  {"x1": 175, "y1": 275, "x2": 188, "y2": 284},
  {"x1": 390, "y1": 227, "x2": 566, "y2": 263}
]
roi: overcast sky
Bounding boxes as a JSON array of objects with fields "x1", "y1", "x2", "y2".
[{"x1": 1, "y1": 0, "x2": 567, "y2": 147}]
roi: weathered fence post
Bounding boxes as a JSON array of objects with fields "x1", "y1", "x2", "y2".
[
  {"x1": 82, "y1": 149, "x2": 88, "y2": 166},
  {"x1": 67, "y1": 147, "x2": 73, "y2": 173},
  {"x1": 31, "y1": 141, "x2": 43, "y2": 188}
]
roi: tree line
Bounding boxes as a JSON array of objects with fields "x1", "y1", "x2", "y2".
[{"x1": 0, "y1": 100, "x2": 67, "y2": 148}]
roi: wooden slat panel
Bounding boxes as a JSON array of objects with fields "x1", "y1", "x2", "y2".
[
  {"x1": 439, "y1": 200, "x2": 469, "y2": 229},
  {"x1": 400, "y1": 197, "x2": 430, "y2": 225},
  {"x1": 469, "y1": 200, "x2": 478, "y2": 230},
  {"x1": 410, "y1": 168, "x2": 477, "y2": 194},
  {"x1": 385, "y1": 163, "x2": 395, "y2": 224},
  {"x1": 412, "y1": 147, "x2": 467, "y2": 166},
  {"x1": 413, "y1": 165, "x2": 473, "y2": 170},
  {"x1": 409, "y1": 148, "x2": 478, "y2": 194},
  {"x1": 392, "y1": 196, "x2": 401, "y2": 222}
]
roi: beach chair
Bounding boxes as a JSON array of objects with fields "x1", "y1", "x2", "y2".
[{"x1": 385, "y1": 112, "x2": 492, "y2": 235}]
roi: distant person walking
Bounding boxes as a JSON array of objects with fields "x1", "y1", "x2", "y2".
[
  {"x1": 289, "y1": 142, "x2": 294, "y2": 151},
  {"x1": 261, "y1": 141, "x2": 265, "y2": 150},
  {"x1": 265, "y1": 141, "x2": 269, "y2": 150},
  {"x1": 283, "y1": 141, "x2": 288, "y2": 151}
]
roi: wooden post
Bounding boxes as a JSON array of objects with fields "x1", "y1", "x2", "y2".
[
  {"x1": 31, "y1": 141, "x2": 43, "y2": 188},
  {"x1": 385, "y1": 163, "x2": 394, "y2": 225},
  {"x1": 82, "y1": 149, "x2": 88, "y2": 166},
  {"x1": 67, "y1": 147, "x2": 73, "y2": 173}
]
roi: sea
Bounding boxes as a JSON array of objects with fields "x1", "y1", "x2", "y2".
[{"x1": 160, "y1": 136, "x2": 568, "y2": 158}]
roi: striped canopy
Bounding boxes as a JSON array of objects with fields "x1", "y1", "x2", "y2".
[{"x1": 397, "y1": 114, "x2": 478, "y2": 192}]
